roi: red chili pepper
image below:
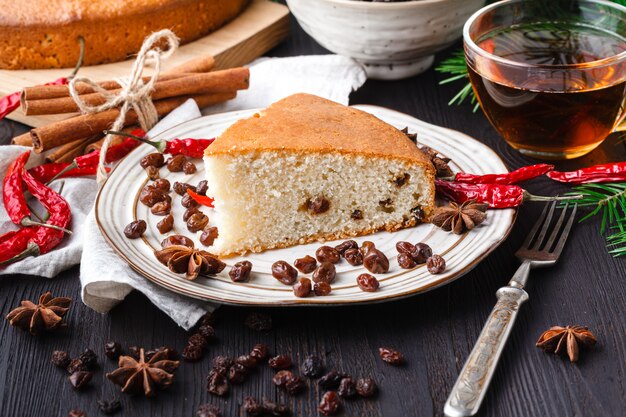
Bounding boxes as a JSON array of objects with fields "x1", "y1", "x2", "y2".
[
  {"x1": 28, "y1": 162, "x2": 105, "y2": 184},
  {"x1": 435, "y1": 180, "x2": 573, "y2": 208},
  {"x1": 454, "y1": 164, "x2": 554, "y2": 185},
  {"x1": 187, "y1": 189, "x2": 215, "y2": 208},
  {"x1": 546, "y1": 162, "x2": 626, "y2": 184},
  {"x1": 0, "y1": 228, "x2": 37, "y2": 264},
  {"x1": 0, "y1": 230, "x2": 20, "y2": 245},
  {"x1": 0, "y1": 78, "x2": 67, "y2": 121},
  {"x1": 104, "y1": 129, "x2": 214, "y2": 158}
]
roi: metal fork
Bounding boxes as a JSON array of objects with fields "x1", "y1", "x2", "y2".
[{"x1": 444, "y1": 201, "x2": 578, "y2": 417}]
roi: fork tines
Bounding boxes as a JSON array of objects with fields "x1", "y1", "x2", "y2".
[{"x1": 520, "y1": 201, "x2": 578, "y2": 258}]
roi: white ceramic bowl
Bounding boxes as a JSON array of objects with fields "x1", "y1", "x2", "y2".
[{"x1": 287, "y1": 0, "x2": 486, "y2": 80}]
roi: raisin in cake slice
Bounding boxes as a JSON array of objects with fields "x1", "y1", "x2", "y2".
[{"x1": 204, "y1": 93, "x2": 435, "y2": 257}]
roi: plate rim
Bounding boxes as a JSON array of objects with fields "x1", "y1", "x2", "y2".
[{"x1": 95, "y1": 105, "x2": 517, "y2": 306}]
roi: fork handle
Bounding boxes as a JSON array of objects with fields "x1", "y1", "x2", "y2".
[{"x1": 444, "y1": 287, "x2": 529, "y2": 417}]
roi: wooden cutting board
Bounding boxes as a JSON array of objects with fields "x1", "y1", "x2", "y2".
[{"x1": 0, "y1": 0, "x2": 289, "y2": 128}]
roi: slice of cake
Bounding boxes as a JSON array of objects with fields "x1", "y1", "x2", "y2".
[{"x1": 204, "y1": 93, "x2": 435, "y2": 257}]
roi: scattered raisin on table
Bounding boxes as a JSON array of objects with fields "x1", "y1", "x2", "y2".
[
  {"x1": 413, "y1": 243, "x2": 433, "y2": 263},
  {"x1": 183, "y1": 161, "x2": 197, "y2": 174},
  {"x1": 187, "y1": 212, "x2": 209, "y2": 232},
  {"x1": 196, "y1": 180, "x2": 209, "y2": 196},
  {"x1": 228, "y1": 363, "x2": 249, "y2": 384},
  {"x1": 140, "y1": 153, "x2": 165, "y2": 169},
  {"x1": 182, "y1": 344, "x2": 204, "y2": 362},
  {"x1": 363, "y1": 249, "x2": 389, "y2": 274},
  {"x1": 314, "y1": 282, "x2": 332, "y2": 296},
  {"x1": 182, "y1": 193, "x2": 200, "y2": 209},
  {"x1": 263, "y1": 400, "x2": 289, "y2": 416},
  {"x1": 173, "y1": 181, "x2": 196, "y2": 196},
  {"x1": 229, "y1": 261, "x2": 252, "y2": 283},
  {"x1": 316, "y1": 246, "x2": 340, "y2": 264},
  {"x1": 250, "y1": 344, "x2": 269, "y2": 361},
  {"x1": 161, "y1": 234, "x2": 194, "y2": 248},
  {"x1": 69, "y1": 371, "x2": 92, "y2": 389},
  {"x1": 356, "y1": 377, "x2": 378, "y2": 397},
  {"x1": 151, "y1": 200, "x2": 171, "y2": 216},
  {"x1": 196, "y1": 403, "x2": 221, "y2": 417},
  {"x1": 242, "y1": 396, "x2": 265, "y2": 416},
  {"x1": 285, "y1": 374, "x2": 305, "y2": 395},
  {"x1": 236, "y1": 354, "x2": 258, "y2": 369},
  {"x1": 301, "y1": 355, "x2": 324, "y2": 378},
  {"x1": 338, "y1": 377, "x2": 356, "y2": 398},
  {"x1": 319, "y1": 370, "x2": 348, "y2": 389},
  {"x1": 212, "y1": 356, "x2": 234, "y2": 370},
  {"x1": 79, "y1": 349, "x2": 98, "y2": 369},
  {"x1": 124, "y1": 220, "x2": 146, "y2": 239},
  {"x1": 271, "y1": 261, "x2": 298, "y2": 285},
  {"x1": 68, "y1": 409, "x2": 86, "y2": 417},
  {"x1": 145, "y1": 165, "x2": 159, "y2": 180},
  {"x1": 207, "y1": 368, "x2": 229, "y2": 396},
  {"x1": 312, "y1": 262, "x2": 336, "y2": 284},
  {"x1": 198, "y1": 324, "x2": 216, "y2": 341},
  {"x1": 427, "y1": 254, "x2": 446, "y2": 274},
  {"x1": 272, "y1": 370, "x2": 293, "y2": 387},
  {"x1": 397, "y1": 253, "x2": 417, "y2": 269},
  {"x1": 128, "y1": 346, "x2": 140, "y2": 359},
  {"x1": 335, "y1": 239, "x2": 358, "y2": 255},
  {"x1": 293, "y1": 278, "x2": 312, "y2": 298},
  {"x1": 153, "y1": 178, "x2": 170, "y2": 192},
  {"x1": 294, "y1": 255, "x2": 317, "y2": 273},
  {"x1": 244, "y1": 312, "x2": 272, "y2": 332},
  {"x1": 189, "y1": 333, "x2": 208, "y2": 348},
  {"x1": 200, "y1": 226, "x2": 219, "y2": 246},
  {"x1": 156, "y1": 214, "x2": 174, "y2": 234},
  {"x1": 379, "y1": 346, "x2": 405, "y2": 365},
  {"x1": 344, "y1": 248, "x2": 363, "y2": 266},
  {"x1": 319, "y1": 391, "x2": 341, "y2": 416},
  {"x1": 268, "y1": 355, "x2": 292, "y2": 370},
  {"x1": 357, "y1": 273, "x2": 381, "y2": 292},
  {"x1": 66, "y1": 358, "x2": 87, "y2": 374},
  {"x1": 167, "y1": 154, "x2": 187, "y2": 172},
  {"x1": 51, "y1": 350, "x2": 70, "y2": 368},
  {"x1": 97, "y1": 399, "x2": 122, "y2": 415}
]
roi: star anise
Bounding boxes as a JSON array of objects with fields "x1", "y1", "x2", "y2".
[
  {"x1": 6, "y1": 291, "x2": 71, "y2": 335},
  {"x1": 419, "y1": 144, "x2": 454, "y2": 178},
  {"x1": 154, "y1": 245, "x2": 226, "y2": 280},
  {"x1": 401, "y1": 127, "x2": 418, "y2": 144},
  {"x1": 431, "y1": 200, "x2": 488, "y2": 234},
  {"x1": 106, "y1": 347, "x2": 180, "y2": 397},
  {"x1": 536, "y1": 325, "x2": 597, "y2": 362}
]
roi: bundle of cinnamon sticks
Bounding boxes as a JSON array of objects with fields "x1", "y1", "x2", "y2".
[{"x1": 13, "y1": 55, "x2": 249, "y2": 161}]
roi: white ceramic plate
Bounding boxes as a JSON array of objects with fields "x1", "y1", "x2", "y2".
[{"x1": 96, "y1": 105, "x2": 515, "y2": 306}]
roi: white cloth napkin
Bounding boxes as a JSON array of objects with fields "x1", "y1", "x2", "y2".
[{"x1": 0, "y1": 55, "x2": 366, "y2": 329}]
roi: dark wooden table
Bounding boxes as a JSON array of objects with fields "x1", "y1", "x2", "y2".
[{"x1": 1, "y1": 14, "x2": 625, "y2": 417}]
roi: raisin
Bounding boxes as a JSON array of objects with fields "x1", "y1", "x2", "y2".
[
  {"x1": 78, "y1": 349, "x2": 97, "y2": 369},
  {"x1": 69, "y1": 371, "x2": 92, "y2": 390},
  {"x1": 151, "y1": 200, "x2": 171, "y2": 215},
  {"x1": 196, "y1": 180, "x2": 209, "y2": 196},
  {"x1": 156, "y1": 214, "x2": 174, "y2": 234},
  {"x1": 68, "y1": 410, "x2": 87, "y2": 417},
  {"x1": 228, "y1": 363, "x2": 249, "y2": 384},
  {"x1": 245, "y1": 312, "x2": 272, "y2": 332},
  {"x1": 294, "y1": 255, "x2": 317, "y2": 274},
  {"x1": 338, "y1": 377, "x2": 356, "y2": 398},
  {"x1": 196, "y1": 403, "x2": 221, "y2": 417},
  {"x1": 140, "y1": 152, "x2": 165, "y2": 169},
  {"x1": 319, "y1": 371, "x2": 348, "y2": 389},
  {"x1": 173, "y1": 181, "x2": 196, "y2": 196},
  {"x1": 312, "y1": 262, "x2": 336, "y2": 284},
  {"x1": 167, "y1": 154, "x2": 186, "y2": 172},
  {"x1": 97, "y1": 399, "x2": 122, "y2": 415},
  {"x1": 182, "y1": 193, "x2": 200, "y2": 209},
  {"x1": 293, "y1": 278, "x2": 312, "y2": 298},
  {"x1": 411, "y1": 206, "x2": 426, "y2": 221},
  {"x1": 124, "y1": 220, "x2": 146, "y2": 239},
  {"x1": 301, "y1": 355, "x2": 324, "y2": 378},
  {"x1": 187, "y1": 212, "x2": 209, "y2": 232},
  {"x1": 271, "y1": 261, "x2": 298, "y2": 285},
  {"x1": 363, "y1": 249, "x2": 389, "y2": 274},
  {"x1": 379, "y1": 346, "x2": 405, "y2": 365},
  {"x1": 344, "y1": 248, "x2": 363, "y2": 266},
  {"x1": 250, "y1": 344, "x2": 269, "y2": 361},
  {"x1": 182, "y1": 344, "x2": 204, "y2": 362},
  {"x1": 236, "y1": 354, "x2": 258, "y2": 369},
  {"x1": 394, "y1": 173, "x2": 410, "y2": 187},
  {"x1": 161, "y1": 234, "x2": 194, "y2": 248},
  {"x1": 198, "y1": 324, "x2": 216, "y2": 341},
  {"x1": 212, "y1": 356, "x2": 234, "y2": 370},
  {"x1": 318, "y1": 391, "x2": 341, "y2": 416},
  {"x1": 272, "y1": 370, "x2": 293, "y2": 387},
  {"x1": 139, "y1": 186, "x2": 169, "y2": 207},
  {"x1": 263, "y1": 400, "x2": 289, "y2": 416},
  {"x1": 314, "y1": 282, "x2": 332, "y2": 296},
  {"x1": 427, "y1": 254, "x2": 446, "y2": 274},
  {"x1": 188, "y1": 333, "x2": 208, "y2": 348},
  {"x1": 200, "y1": 226, "x2": 219, "y2": 246},
  {"x1": 285, "y1": 375, "x2": 305, "y2": 395},
  {"x1": 128, "y1": 346, "x2": 141, "y2": 359},
  {"x1": 153, "y1": 178, "x2": 170, "y2": 192},
  {"x1": 360, "y1": 241, "x2": 375, "y2": 256},
  {"x1": 66, "y1": 359, "x2": 87, "y2": 374},
  {"x1": 356, "y1": 273, "x2": 380, "y2": 292},
  {"x1": 242, "y1": 396, "x2": 265, "y2": 416},
  {"x1": 207, "y1": 368, "x2": 229, "y2": 396},
  {"x1": 396, "y1": 241, "x2": 417, "y2": 256},
  {"x1": 335, "y1": 240, "x2": 358, "y2": 255},
  {"x1": 183, "y1": 207, "x2": 202, "y2": 222},
  {"x1": 413, "y1": 242, "x2": 433, "y2": 263},
  {"x1": 268, "y1": 355, "x2": 292, "y2": 370},
  {"x1": 356, "y1": 377, "x2": 377, "y2": 397},
  {"x1": 351, "y1": 209, "x2": 363, "y2": 220},
  {"x1": 397, "y1": 253, "x2": 417, "y2": 269},
  {"x1": 183, "y1": 161, "x2": 197, "y2": 174},
  {"x1": 316, "y1": 246, "x2": 340, "y2": 264},
  {"x1": 51, "y1": 350, "x2": 70, "y2": 368},
  {"x1": 145, "y1": 165, "x2": 160, "y2": 180},
  {"x1": 306, "y1": 195, "x2": 330, "y2": 214}
]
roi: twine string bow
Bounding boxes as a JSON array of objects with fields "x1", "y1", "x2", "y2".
[{"x1": 68, "y1": 30, "x2": 180, "y2": 183}]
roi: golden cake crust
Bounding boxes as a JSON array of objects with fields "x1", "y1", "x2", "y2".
[
  {"x1": 0, "y1": 0, "x2": 249, "y2": 69},
  {"x1": 206, "y1": 93, "x2": 433, "y2": 166}
]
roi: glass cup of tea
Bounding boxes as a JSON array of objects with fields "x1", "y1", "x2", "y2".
[{"x1": 464, "y1": 0, "x2": 626, "y2": 160}]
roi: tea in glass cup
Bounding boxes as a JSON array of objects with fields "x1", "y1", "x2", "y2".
[{"x1": 464, "y1": 0, "x2": 626, "y2": 159}]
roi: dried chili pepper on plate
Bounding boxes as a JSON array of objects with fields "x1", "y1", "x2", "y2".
[
  {"x1": 104, "y1": 129, "x2": 214, "y2": 158},
  {"x1": 187, "y1": 189, "x2": 214, "y2": 208},
  {"x1": 453, "y1": 164, "x2": 554, "y2": 185},
  {"x1": 2, "y1": 151, "x2": 70, "y2": 233},
  {"x1": 547, "y1": 162, "x2": 626, "y2": 184},
  {"x1": 435, "y1": 180, "x2": 577, "y2": 208}
]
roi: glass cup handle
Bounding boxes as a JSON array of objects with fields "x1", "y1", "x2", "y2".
[{"x1": 614, "y1": 109, "x2": 626, "y2": 132}]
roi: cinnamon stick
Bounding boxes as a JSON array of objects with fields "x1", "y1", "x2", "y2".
[
  {"x1": 164, "y1": 55, "x2": 215, "y2": 75},
  {"x1": 23, "y1": 68, "x2": 249, "y2": 116},
  {"x1": 45, "y1": 136, "x2": 100, "y2": 163},
  {"x1": 30, "y1": 92, "x2": 237, "y2": 153},
  {"x1": 12, "y1": 132, "x2": 32, "y2": 146}
]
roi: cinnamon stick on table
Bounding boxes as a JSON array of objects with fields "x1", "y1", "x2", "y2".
[
  {"x1": 30, "y1": 92, "x2": 237, "y2": 153},
  {"x1": 163, "y1": 55, "x2": 216, "y2": 75},
  {"x1": 45, "y1": 136, "x2": 101, "y2": 163},
  {"x1": 12, "y1": 132, "x2": 32, "y2": 146},
  {"x1": 22, "y1": 68, "x2": 249, "y2": 116}
]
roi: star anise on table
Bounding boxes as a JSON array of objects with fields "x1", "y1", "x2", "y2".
[
  {"x1": 106, "y1": 347, "x2": 180, "y2": 397},
  {"x1": 419, "y1": 144, "x2": 454, "y2": 178},
  {"x1": 154, "y1": 245, "x2": 226, "y2": 280},
  {"x1": 6, "y1": 291, "x2": 71, "y2": 335},
  {"x1": 431, "y1": 200, "x2": 488, "y2": 234},
  {"x1": 536, "y1": 325, "x2": 597, "y2": 362}
]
